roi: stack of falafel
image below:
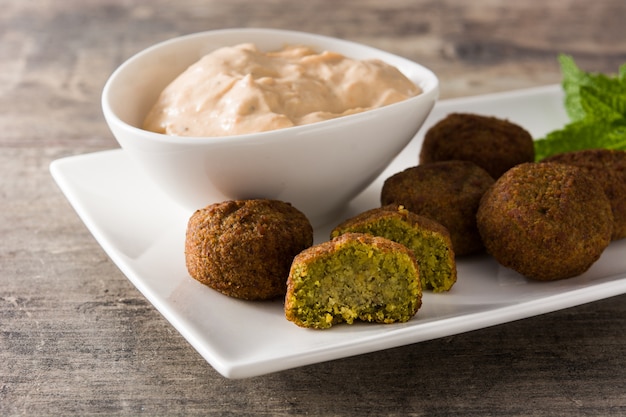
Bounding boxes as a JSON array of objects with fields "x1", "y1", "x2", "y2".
[
  {"x1": 183, "y1": 112, "x2": 626, "y2": 329},
  {"x1": 184, "y1": 200, "x2": 433, "y2": 329},
  {"x1": 402, "y1": 113, "x2": 625, "y2": 281}
]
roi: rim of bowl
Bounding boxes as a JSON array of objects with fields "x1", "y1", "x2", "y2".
[{"x1": 102, "y1": 28, "x2": 439, "y2": 146}]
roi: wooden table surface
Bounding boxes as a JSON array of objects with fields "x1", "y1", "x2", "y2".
[{"x1": 3, "y1": 0, "x2": 626, "y2": 415}]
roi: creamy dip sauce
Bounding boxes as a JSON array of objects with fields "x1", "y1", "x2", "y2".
[{"x1": 143, "y1": 43, "x2": 421, "y2": 137}]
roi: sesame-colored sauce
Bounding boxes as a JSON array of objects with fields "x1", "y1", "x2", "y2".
[{"x1": 143, "y1": 43, "x2": 421, "y2": 137}]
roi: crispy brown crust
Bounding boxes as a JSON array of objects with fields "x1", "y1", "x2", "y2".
[
  {"x1": 332, "y1": 204, "x2": 452, "y2": 240},
  {"x1": 289, "y1": 232, "x2": 416, "y2": 271},
  {"x1": 477, "y1": 162, "x2": 613, "y2": 281},
  {"x1": 185, "y1": 199, "x2": 313, "y2": 300},
  {"x1": 419, "y1": 112, "x2": 535, "y2": 179},
  {"x1": 542, "y1": 149, "x2": 626, "y2": 240},
  {"x1": 381, "y1": 160, "x2": 494, "y2": 255}
]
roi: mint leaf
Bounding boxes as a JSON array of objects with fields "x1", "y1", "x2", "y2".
[
  {"x1": 535, "y1": 119, "x2": 626, "y2": 161},
  {"x1": 580, "y1": 85, "x2": 626, "y2": 120},
  {"x1": 604, "y1": 121, "x2": 626, "y2": 149},
  {"x1": 558, "y1": 54, "x2": 626, "y2": 121},
  {"x1": 559, "y1": 54, "x2": 589, "y2": 121},
  {"x1": 534, "y1": 55, "x2": 626, "y2": 160},
  {"x1": 535, "y1": 120, "x2": 615, "y2": 161}
]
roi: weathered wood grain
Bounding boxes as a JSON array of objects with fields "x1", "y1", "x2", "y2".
[{"x1": 2, "y1": 0, "x2": 626, "y2": 415}]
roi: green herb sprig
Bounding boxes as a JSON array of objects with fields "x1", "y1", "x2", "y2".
[{"x1": 533, "y1": 54, "x2": 626, "y2": 161}]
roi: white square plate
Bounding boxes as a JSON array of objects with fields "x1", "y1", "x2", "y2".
[{"x1": 50, "y1": 85, "x2": 626, "y2": 378}]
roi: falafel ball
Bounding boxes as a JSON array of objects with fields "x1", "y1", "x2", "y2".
[
  {"x1": 477, "y1": 162, "x2": 613, "y2": 281},
  {"x1": 330, "y1": 204, "x2": 457, "y2": 292},
  {"x1": 542, "y1": 148, "x2": 626, "y2": 240},
  {"x1": 420, "y1": 113, "x2": 535, "y2": 178},
  {"x1": 285, "y1": 233, "x2": 422, "y2": 329},
  {"x1": 381, "y1": 160, "x2": 495, "y2": 255},
  {"x1": 185, "y1": 199, "x2": 313, "y2": 300}
]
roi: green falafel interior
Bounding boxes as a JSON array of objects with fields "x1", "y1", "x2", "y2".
[
  {"x1": 343, "y1": 218, "x2": 456, "y2": 292},
  {"x1": 331, "y1": 207, "x2": 457, "y2": 293},
  {"x1": 285, "y1": 233, "x2": 422, "y2": 330}
]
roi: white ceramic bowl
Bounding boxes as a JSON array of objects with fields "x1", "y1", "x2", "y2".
[{"x1": 102, "y1": 28, "x2": 439, "y2": 225}]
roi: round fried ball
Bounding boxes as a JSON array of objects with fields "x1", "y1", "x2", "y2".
[
  {"x1": 542, "y1": 148, "x2": 626, "y2": 240},
  {"x1": 185, "y1": 199, "x2": 313, "y2": 300},
  {"x1": 381, "y1": 160, "x2": 495, "y2": 255},
  {"x1": 477, "y1": 162, "x2": 613, "y2": 281},
  {"x1": 420, "y1": 113, "x2": 534, "y2": 178}
]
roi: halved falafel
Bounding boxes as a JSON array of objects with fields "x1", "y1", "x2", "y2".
[
  {"x1": 185, "y1": 199, "x2": 313, "y2": 300},
  {"x1": 477, "y1": 162, "x2": 613, "y2": 281},
  {"x1": 419, "y1": 113, "x2": 534, "y2": 178},
  {"x1": 331, "y1": 205, "x2": 457, "y2": 292},
  {"x1": 381, "y1": 160, "x2": 495, "y2": 255},
  {"x1": 285, "y1": 233, "x2": 422, "y2": 329}
]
